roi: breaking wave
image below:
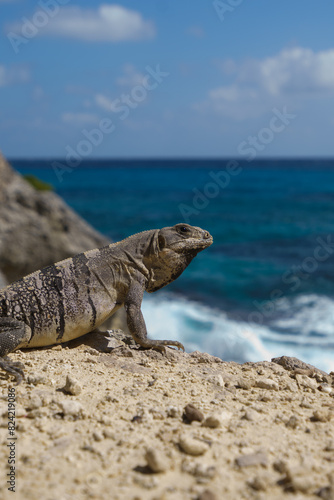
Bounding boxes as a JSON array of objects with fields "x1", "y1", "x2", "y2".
[{"x1": 142, "y1": 293, "x2": 334, "y2": 373}]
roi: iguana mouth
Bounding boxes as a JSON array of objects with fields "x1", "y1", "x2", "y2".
[
  {"x1": 170, "y1": 233, "x2": 213, "y2": 253},
  {"x1": 190, "y1": 235, "x2": 213, "y2": 249}
]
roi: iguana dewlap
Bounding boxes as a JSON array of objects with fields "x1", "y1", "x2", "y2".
[{"x1": 0, "y1": 223, "x2": 213, "y2": 383}]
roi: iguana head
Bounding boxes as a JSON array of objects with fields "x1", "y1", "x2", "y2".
[
  {"x1": 144, "y1": 223, "x2": 213, "y2": 292},
  {"x1": 157, "y1": 223, "x2": 213, "y2": 254}
]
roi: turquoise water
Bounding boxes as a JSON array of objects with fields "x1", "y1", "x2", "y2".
[{"x1": 12, "y1": 159, "x2": 334, "y2": 371}]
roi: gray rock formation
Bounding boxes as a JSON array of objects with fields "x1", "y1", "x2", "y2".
[
  {"x1": 0, "y1": 270, "x2": 7, "y2": 289},
  {"x1": 0, "y1": 152, "x2": 110, "y2": 283}
]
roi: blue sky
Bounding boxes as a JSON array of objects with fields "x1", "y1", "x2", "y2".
[{"x1": 1, "y1": 0, "x2": 334, "y2": 158}]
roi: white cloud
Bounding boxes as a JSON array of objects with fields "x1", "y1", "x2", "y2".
[
  {"x1": 193, "y1": 84, "x2": 264, "y2": 121},
  {"x1": 242, "y1": 47, "x2": 334, "y2": 96},
  {"x1": 61, "y1": 112, "x2": 99, "y2": 125},
  {"x1": 0, "y1": 64, "x2": 30, "y2": 87},
  {"x1": 197, "y1": 47, "x2": 334, "y2": 120},
  {"x1": 8, "y1": 4, "x2": 155, "y2": 42}
]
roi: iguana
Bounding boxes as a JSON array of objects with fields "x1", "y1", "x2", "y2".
[{"x1": 0, "y1": 223, "x2": 213, "y2": 383}]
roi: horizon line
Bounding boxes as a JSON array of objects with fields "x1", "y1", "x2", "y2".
[{"x1": 7, "y1": 156, "x2": 334, "y2": 162}]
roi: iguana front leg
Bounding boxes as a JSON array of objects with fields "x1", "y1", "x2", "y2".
[
  {"x1": 124, "y1": 280, "x2": 184, "y2": 352},
  {"x1": 0, "y1": 317, "x2": 31, "y2": 384}
]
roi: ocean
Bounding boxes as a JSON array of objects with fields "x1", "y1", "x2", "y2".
[{"x1": 11, "y1": 158, "x2": 334, "y2": 373}]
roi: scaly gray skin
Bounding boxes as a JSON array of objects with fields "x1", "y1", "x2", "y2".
[{"x1": 0, "y1": 223, "x2": 213, "y2": 383}]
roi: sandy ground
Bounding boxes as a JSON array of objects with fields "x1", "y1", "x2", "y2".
[{"x1": 0, "y1": 330, "x2": 333, "y2": 500}]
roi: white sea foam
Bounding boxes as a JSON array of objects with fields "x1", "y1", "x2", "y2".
[
  {"x1": 272, "y1": 294, "x2": 334, "y2": 339},
  {"x1": 142, "y1": 293, "x2": 334, "y2": 373}
]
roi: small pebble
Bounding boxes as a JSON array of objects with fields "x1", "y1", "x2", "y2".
[
  {"x1": 179, "y1": 435, "x2": 209, "y2": 456},
  {"x1": 295, "y1": 374, "x2": 318, "y2": 392},
  {"x1": 131, "y1": 415, "x2": 143, "y2": 424},
  {"x1": 105, "y1": 337, "x2": 123, "y2": 350},
  {"x1": 182, "y1": 459, "x2": 216, "y2": 479},
  {"x1": 300, "y1": 398, "x2": 313, "y2": 409},
  {"x1": 235, "y1": 451, "x2": 268, "y2": 468},
  {"x1": 283, "y1": 465, "x2": 316, "y2": 493},
  {"x1": 273, "y1": 460, "x2": 287, "y2": 473},
  {"x1": 51, "y1": 344, "x2": 62, "y2": 350},
  {"x1": 311, "y1": 410, "x2": 332, "y2": 422},
  {"x1": 219, "y1": 410, "x2": 233, "y2": 425},
  {"x1": 27, "y1": 373, "x2": 47, "y2": 385},
  {"x1": 184, "y1": 404, "x2": 204, "y2": 423},
  {"x1": 248, "y1": 474, "x2": 271, "y2": 491},
  {"x1": 145, "y1": 448, "x2": 169, "y2": 473},
  {"x1": 194, "y1": 464, "x2": 216, "y2": 479},
  {"x1": 284, "y1": 381, "x2": 298, "y2": 392},
  {"x1": 316, "y1": 485, "x2": 334, "y2": 499},
  {"x1": 167, "y1": 406, "x2": 182, "y2": 418},
  {"x1": 60, "y1": 400, "x2": 83, "y2": 417},
  {"x1": 256, "y1": 379, "x2": 279, "y2": 391},
  {"x1": 103, "y1": 429, "x2": 115, "y2": 439},
  {"x1": 325, "y1": 440, "x2": 334, "y2": 451},
  {"x1": 26, "y1": 395, "x2": 43, "y2": 411},
  {"x1": 133, "y1": 475, "x2": 158, "y2": 489},
  {"x1": 92, "y1": 431, "x2": 104, "y2": 442},
  {"x1": 63, "y1": 375, "x2": 82, "y2": 395},
  {"x1": 243, "y1": 409, "x2": 259, "y2": 422},
  {"x1": 202, "y1": 414, "x2": 221, "y2": 428},
  {"x1": 197, "y1": 489, "x2": 217, "y2": 500},
  {"x1": 318, "y1": 383, "x2": 333, "y2": 394},
  {"x1": 208, "y1": 374, "x2": 224, "y2": 387},
  {"x1": 285, "y1": 415, "x2": 299, "y2": 429},
  {"x1": 237, "y1": 378, "x2": 253, "y2": 390},
  {"x1": 84, "y1": 347, "x2": 99, "y2": 356}
]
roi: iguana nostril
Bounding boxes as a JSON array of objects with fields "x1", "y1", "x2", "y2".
[{"x1": 203, "y1": 231, "x2": 210, "y2": 239}]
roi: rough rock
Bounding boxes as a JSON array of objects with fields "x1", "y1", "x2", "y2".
[
  {"x1": 0, "y1": 270, "x2": 7, "y2": 289},
  {"x1": 295, "y1": 373, "x2": 318, "y2": 391},
  {"x1": 202, "y1": 413, "x2": 223, "y2": 428},
  {"x1": 59, "y1": 400, "x2": 84, "y2": 418},
  {"x1": 197, "y1": 491, "x2": 217, "y2": 500},
  {"x1": 235, "y1": 451, "x2": 268, "y2": 468},
  {"x1": 248, "y1": 473, "x2": 273, "y2": 491},
  {"x1": 1, "y1": 349, "x2": 333, "y2": 499},
  {"x1": 0, "y1": 152, "x2": 109, "y2": 283},
  {"x1": 311, "y1": 409, "x2": 333, "y2": 422},
  {"x1": 145, "y1": 448, "x2": 169, "y2": 473},
  {"x1": 272, "y1": 355, "x2": 329, "y2": 378},
  {"x1": 202, "y1": 410, "x2": 232, "y2": 428},
  {"x1": 236, "y1": 377, "x2": 254, "y2": 390},
  {"x1": 184, "y1": 403, "x2": 204, "y2": 423},
  {"x1": 62, "y1": 375, "x2": 82, "y2": 395},
  {"x1": 179, "y1": 434, "x2": 209, "y2": 456},
  {"x1": 256, "y1": 378, "x2": 279, "y2": 391}
]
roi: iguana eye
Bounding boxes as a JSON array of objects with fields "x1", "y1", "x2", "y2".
[{"x1": 178, "y1": 226, "x2": 189, "y2": 233}]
